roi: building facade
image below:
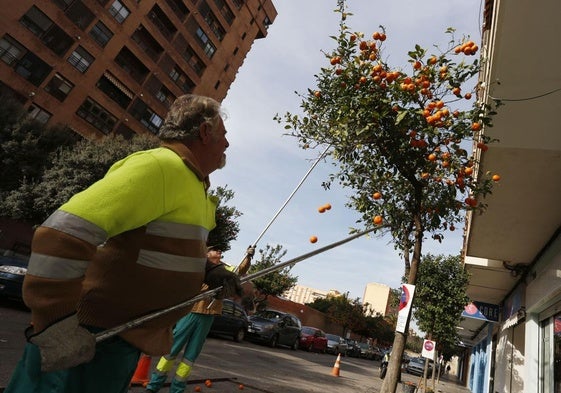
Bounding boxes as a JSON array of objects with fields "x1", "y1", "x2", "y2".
[
  {"x1": 458, "y1": 1, "x2": 561, "y2": 393},
  {"x1": 282, "y1": 284, "x2": 332, "y2": 305},
  {"x1": 362, "y1": 282, "x2": 390, "y2": 316},
  {"x1": 0, "y1": 0, "x2": 276, "y2": 139}
]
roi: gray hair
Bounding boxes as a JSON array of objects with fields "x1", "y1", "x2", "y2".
[{"x1": 158, "y1": 94, "x2": 225, "y2": 141}]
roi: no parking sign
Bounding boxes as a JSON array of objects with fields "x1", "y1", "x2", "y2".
[{"x1": 421, "y1": 339, "x2": 436, "y2": 359}]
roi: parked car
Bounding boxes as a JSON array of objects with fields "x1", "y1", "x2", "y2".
[
  {"x1": 299, "y1": 326, "x2": 328, "y2": 353},
  {"x1": 346, "y1": 339, "x2": 362, "y2": 358},
  {"x1": 405, "y1": 357, "x2": 431, "y2": 376},
  {"x1": 325, "y1": 333, "x2": 348, "y2": 356},
  {"x1": 246, "y1": 309, "x2": 302, "y2": 349},
  {"x1": 209, "y1": 299, "x2": 248, "y2": 342},
  {"x1": 0, "y1": 255, "x2": 28, "y2": 301},
  {"x1": 357, "y1": 342, "x2": 375, "y2": 360}
]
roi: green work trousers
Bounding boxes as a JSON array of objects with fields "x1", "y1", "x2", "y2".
[{"x1": 5, "y1": 330, "x2": 140, "y2": 393}]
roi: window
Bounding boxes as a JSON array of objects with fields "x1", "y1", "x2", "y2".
[
  {"x1": 44, "y1": 73, "x2": 74, "y2": 101},
  {"x1": 198, "y1": 4, "x2": 225, "y2": 41},
  {"x1": 15, "y1": 52, "x2": 52, "y2": 86},
  {"x1": 0, "y1": 35, "x2": 25, "y2": 66},
  {"x1": 76, "y1": 97, "x2": 117, "y2": 134},
  {"x1": 231, "y1": 0, "x2": 244, "y2": 9},
  {"x1": 109, "y1": 0, "x2": 130, "y2": 24},
  {"x1": 195, "y1": 27, "x2": 216, "y2": 58},
  {"x1": 20, "y1": 6, "x2": 52, "y2": 37},
  {"x1": 169, "y1": 66, "x2": 180, "y2": 81},
  {"x1": 96, "y1": 73, "x2": 133, "y2": 109},
  {"x1": 27, "y1": 104, "x2": 51, "y2": 125},
  {"x1": 67, "y1": 46, "x2": 94, "y2": 73},
  {"x1": 89, "y1": 21, "x2": 113, "y2": 47},
  {"x1": 155, "y1": 85, "x2": 171, "y2": 104},
  {"x1": 182, "y1": 46, "x2": 205, "y2": 75},
  {"x1": 213, "y1": 0, "x2": 234, "y2": 25},
  {"x1": 65, "y1": 1, "x2": 95, "y2": 30},
  {"x1": 129, "y1": 98, "x2": 164, "y2": 134},
  {"x1": 20, "y1": 6, "x2": 74, "y2": 56},
  {"x1": 204, "y1": 12, "x2": 225, "y2": 41}
]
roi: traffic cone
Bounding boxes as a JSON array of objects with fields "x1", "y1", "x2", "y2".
[
  {"x1": 331, "y1": 353, "x2": 341, "y2": 377},
  {"x1": 130, "y1": 353, "x2": 152, "y2": 387}
]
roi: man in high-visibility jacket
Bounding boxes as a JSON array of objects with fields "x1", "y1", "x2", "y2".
[
  {"x1": 145, "y1": 245, "x2": 254, "y2": 393},
  {"x1": 5, "y1": 94, "x2": 243, "y2": 393}
]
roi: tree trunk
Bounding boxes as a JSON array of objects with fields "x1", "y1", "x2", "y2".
[{"x1": 380, "y1": 212, "x2": 424, "y2": 393}]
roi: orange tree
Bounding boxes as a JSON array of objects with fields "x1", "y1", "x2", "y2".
[{"x1": 275, "y1": 5, "x2": 499, "y2": 393}]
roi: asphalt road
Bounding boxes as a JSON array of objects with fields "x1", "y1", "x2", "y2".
[{"x1": 0, "y1": 299, "x2": 469, "y2": 393}]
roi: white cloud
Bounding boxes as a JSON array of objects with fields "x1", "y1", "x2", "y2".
[{"x1": 213, "y1": 0, "x2": 482, "y2": 300}]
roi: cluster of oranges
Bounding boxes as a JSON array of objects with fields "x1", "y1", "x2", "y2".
[{"x1": 454, "y1": 40, "x2": 479, "y2": 56}]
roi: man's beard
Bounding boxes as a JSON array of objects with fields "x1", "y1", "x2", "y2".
[{"x1": 218, "y1": 154, "x2": 226, "y2": 169}]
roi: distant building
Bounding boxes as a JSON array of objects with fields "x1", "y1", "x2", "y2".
[
  {"x1": 0, "y1": 0, "x2": 277, "y2": 139},
  {"x1": 283, "y1": 284, "x2": 340, "y2": 305},
  {"x1": 362, "y1": 282, "x2": 390, "y2": 316}
]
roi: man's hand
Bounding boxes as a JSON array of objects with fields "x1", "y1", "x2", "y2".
[
  {"x1": 246, "y1": 245, "x2": 256, "y2": 258},
  {"x1": 26, "y1": 314, "x2": 96, "y2": 372},
  {"x1": 205, "y1": 263, "x2": 243, "y2": 298}
]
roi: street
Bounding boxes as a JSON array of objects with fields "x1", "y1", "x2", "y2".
[{"x1": 0, "y1": 300, "x2": 467, "y2": 393}]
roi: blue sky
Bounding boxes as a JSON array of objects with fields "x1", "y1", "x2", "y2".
[{"x1": 212, "y1": 0, "x2": 482, "y2": 301}]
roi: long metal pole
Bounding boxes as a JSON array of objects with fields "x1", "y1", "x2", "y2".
[
  {"x1": 232, "y1": 144, "x2": 331, "y2": 274},
  {"x1": 250, "y1": 144, "x2": 331, "y2": 247},
  {"x1": 95, "y1": 226, "x2": 380, "y2": 343}
]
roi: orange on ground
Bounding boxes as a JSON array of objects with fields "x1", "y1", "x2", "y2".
[
  {"x1": 194, "y1": 387, "x2": 201, "y2": 392},
  {"x1": 492, "y1": 174, "x2": 501, "y2": 181},
  {"x1": 238, "y1": 384, "x2": 245, "y2": 390},
  {"x1": 310, "y1": 236, "x2": 318, "y2": 243},
  {"x1": 373, "y1": 215, "x2": 383, "y2": 225}
]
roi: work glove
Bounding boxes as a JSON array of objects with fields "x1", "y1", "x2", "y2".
[
  {"x1": 205, "y1": 263, "x2": 243, "y2": 299},
  {"x1": 26, "y1": 314, "x2": 96, "y2": 372},
  {"x1": 246, "y1": 245, "x2": 256, "y2": 258},
  {"x1": 236, "y1": 245, "x2": 255, "y2": 276}
]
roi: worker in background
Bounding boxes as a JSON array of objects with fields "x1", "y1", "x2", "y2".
[
  {"x1": 5, "y1": 94, "x2": 242, "y2": 393},
  {"x1": 145, "y1": 245, "x2": 254, "y2": 393}
]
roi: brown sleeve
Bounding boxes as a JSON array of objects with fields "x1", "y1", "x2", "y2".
[{"x1": 23, "y1": 275, "x2": 83, "y2": 332}]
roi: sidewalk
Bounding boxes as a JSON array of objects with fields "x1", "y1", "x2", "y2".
[{"x1": 429, "y1": 374, "x2": 471, "y2": 393}]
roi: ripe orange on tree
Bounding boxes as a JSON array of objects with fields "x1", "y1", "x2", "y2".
[
  {"x1": 318, "y1": 205, "x2": 326, "y2": 213},
  {"x1": 373, "y1": 192, "x2": 382, "y2": 200},
  {"x1": 373, "y1": 215, "x2": 383, "y2": 225},
  {"x1": 309, "y1": 235, "x2": 318, "y2": 243},
  {"x1": 324, "y1": 203, "x2": 332, "y2": 210},
  {"x1": 471, "y1": 122, "x2": 482, "y2": 131}
]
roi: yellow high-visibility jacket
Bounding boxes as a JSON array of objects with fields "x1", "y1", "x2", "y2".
[{"x1": 23, "y1": 142, "x2": 217, "y2": 355}]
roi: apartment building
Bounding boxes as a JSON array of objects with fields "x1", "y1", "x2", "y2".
[
  {"x1": 362, "y1": 282, "x2": 390, "y2": 316},
  {"x1": 283, "y1": 284, "x2": 341, "y2": 305},
  {"x1": 0, "y1": 0, "x2": 276, "y2": 139}
]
